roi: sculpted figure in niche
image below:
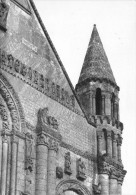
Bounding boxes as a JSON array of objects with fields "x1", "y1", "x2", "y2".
[
  {"x1": 64, "y1": 152, "x2": 72, "y2": 175},
  {"x1": 76, "y1": 158, "x2": 86, "y2": 180},
  {"x1": 0, "y1": 0, "x2": 9, "y2": 28}
]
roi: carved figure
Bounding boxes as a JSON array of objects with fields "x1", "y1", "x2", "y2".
[
  {"x1": 64, "y1": 152, "x2": 72, "y2": 175},
  {"x1": 0, "y1": 0, "x2": 9, "y2": 28},
  {"x1": 26, "y1": 133, "x2": 34, "y2": 158},
  {"x1": 38, "y1": 107, "x2": 59, "y2": 130},
  {"x1": 56, "y1": 167, "x2": 63, "y2": 179},
  {"x1": 76, "y1": 158, "x2": 86, "y2": 180},
  {"x1": 14, "y1": 60, "x2": 20, "y2": 73},
  {"x1": 7, "y1": 54, "x2": 14, "y2": 69}
]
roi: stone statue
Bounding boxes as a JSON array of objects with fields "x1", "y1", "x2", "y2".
[
  {"x1": 37, "y1": 107, "x2": 59, "y2": 130},
  {"x1": 0, "y1": 0, "x2": 9, "y2": 29},
  {"x1": 64, "y1": 152, "x2": 72, "y2": 175},
  {"x1": 76, "y1": 158, "x2": 86, "y2": 180}
]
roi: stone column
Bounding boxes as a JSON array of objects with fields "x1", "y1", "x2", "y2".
[
  {"x1": 117, "y1": 136, "x2": 122, "y2": 162},
  {"x1": 102, "y1": 95, "x2": 105, "y2": 115},
  {"x1": 47, "y1": 138, "x2": 58, "y2": 195},
  {"x1": 10, "y1": 135, "x2": 18, "y2": 195},
  {"x1": 105, "y1": 93, "x2": 111, "y2": 116},
  {"x1": 107, "y1": 131, "x2": 112, "y2": 157},
  {"x1": 92, "y1": 94, "x2": 96, "y2": 115},
  {"x1": 98, "y1": 160, "x2": 110, "y2": 195},
  {"x1": 35, "y1": 133, "x2": 49, "y2": 195},
  {"x1": 97, "y1": 131, "x2": 103, "y2": 155},
  {"x1": 117, "y1": 181, "x2": 122, "y2": 195},
  {"x1": 89, "y1": 93, "x2": 93, "y2": 115},
  {"x1": 109, "y1": 169, "x2": 118, "y2": 195},
  {"x1": 1, "y1": 134, "x2": 8, "y2": 195},
  {"x1": 112, "y1": 134, "x2": 118, "y2": 161}
]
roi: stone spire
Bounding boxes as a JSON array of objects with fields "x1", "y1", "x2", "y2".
[{"x1": 78, "y1": 24, "x2": 116, "y2": 85}]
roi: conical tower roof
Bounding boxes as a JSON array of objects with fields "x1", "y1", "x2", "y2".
[{"x1": 78, "y1": 25, "x2": 116, "y2": 85}]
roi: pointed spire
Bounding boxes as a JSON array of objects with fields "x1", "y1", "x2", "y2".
[{"x1": 78, "y1": 25, "x2": 116, "y2": 85}]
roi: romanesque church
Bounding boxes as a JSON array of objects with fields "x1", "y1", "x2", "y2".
[{"x1": 0, "y1": 0, "x2": 126, "y2": 195}]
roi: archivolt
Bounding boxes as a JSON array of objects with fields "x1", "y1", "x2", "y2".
[
  {"x1": 0, "y1": 72, "x2": 25, "y2": 132},
  {"x1": 56, "y1": 179, "x2": 91, "y2": 195}
]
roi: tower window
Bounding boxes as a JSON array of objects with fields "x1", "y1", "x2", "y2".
[
  {"x1": 111, "y1": 93, "x2": 115, "y2": 118},
  {"x1": 95, "y1": 88, "x2": 102, "y2": 115}
]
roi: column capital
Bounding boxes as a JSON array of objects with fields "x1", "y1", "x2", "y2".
[
  {"x1": 113, "y1": 134, "x2": 118, "y2": 142},
  {"x1": 2, "y1": 134, "x2": 8, "y2": 143},
  {"x1": 117, "y1": 136, "x2": 123, "y2": 146},
  {"x1": 117, "y1": 170, "x2": 126, "y2": 185},
  {"x1": 11, "y1": 134, "x2": 19, "y2": 144},
  {"x1": 48, "y1": 138, "x2": 59, "y2": 152},
  {"x1": 109, "y1": 168, "x2": 118, "y2": 180},
  {"x1": 97, "y1": 131, "x2": 103, "y2": 139},
  {"x1": 107, "y1": 131, "x2": 112, "y2": 139},
  {"x1": 37, "y1": 133, "x2": 50, "y2": 147},
  {"x1": 98, "y1": 157, "x2": 111, "y2": 175}
]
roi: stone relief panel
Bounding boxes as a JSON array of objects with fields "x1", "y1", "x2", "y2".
[
  {"x1": 0, "y1": 0, "x2": 9, "y2": 31},
  {"x1": 76, "y1": 158, "x2": 86, "y2": 181}
]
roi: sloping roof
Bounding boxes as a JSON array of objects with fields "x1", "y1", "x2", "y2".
[{"x1": 78, "y1": 24, "x2": 116, "y2": 85}]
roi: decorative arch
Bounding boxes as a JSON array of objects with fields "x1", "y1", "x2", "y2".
[
  {"x1": 56, "y1": 179, "x2": 91, "y2": 195},
  {"x1": 0, "y1": 72, "x2": 25, "y2": 132}
]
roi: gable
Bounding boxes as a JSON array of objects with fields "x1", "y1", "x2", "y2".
[
  {"x1": 11, "y1": 0, "x2": 31, "y2": 14},
  {"x1": 0, "y1": 0, "x2": 89, "y2": 118}
]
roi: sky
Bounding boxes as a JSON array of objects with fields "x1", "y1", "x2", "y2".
[{"x1": 34, "y1": 1, "x2": 136, "y2": 195}]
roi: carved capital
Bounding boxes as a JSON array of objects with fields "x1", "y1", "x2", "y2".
[
  {"x1": 98, "y1": 155, "x2": 111, "y2": 175},
  {"x1": 37, "y1": 133, "x2": 49, "y2": 147},
  {"x1": 2, "y1": 133, "x2": 8, "y2": 143},
  {"x1": 109, "y1": 168, "x2": 118, "y2": 180},
  {"x1": 117, "y1": 135, "x2": 122, "y2": 146},
  {"x1": 113, "y1": 134, "x2": 118, "y2": 142},
  {"x1": 107, "y1": 131, "x2": 112, "y2": 139},
  {"x1": 11, "y1": 134, "x2": 19, "y2": 144},
  {"x1": 97, "y1": 131, "x2": 103, "y2": 139},
  {"x1": 48, "y1": 138, "x2": 59, "y2": 152}
]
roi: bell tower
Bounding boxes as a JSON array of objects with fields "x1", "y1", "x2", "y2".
[{"x1": 76, "y1": 25, "x2": 126, "y2": 195}]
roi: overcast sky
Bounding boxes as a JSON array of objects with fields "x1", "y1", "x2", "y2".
[{"x1": 34, "y1": 1, "x2": 136, "y2": 195}]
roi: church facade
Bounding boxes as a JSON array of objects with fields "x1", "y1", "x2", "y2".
[{"x1": 0, "y1": 0, "x2": 126, "y2": 195}]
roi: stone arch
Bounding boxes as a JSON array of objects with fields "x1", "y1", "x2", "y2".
[
  {"x1": 0, "y1": 72, "x2": 25, "y2": 132},
  {"x1": 56, "y1": 179, "x2": 91, "y2": 195}
]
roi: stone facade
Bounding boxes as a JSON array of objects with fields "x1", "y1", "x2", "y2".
[{"x1": 0, "y1": 1, "x2": 126, "y2": 195}]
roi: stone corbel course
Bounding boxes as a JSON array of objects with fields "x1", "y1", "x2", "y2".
[{"x1": 0, "y1": 49, "x2": 84, "y2": 116}]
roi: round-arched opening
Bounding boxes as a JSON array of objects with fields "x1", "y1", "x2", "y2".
[
  {"x1": 64, "y1": 191, "x2": 80, "y2": 195},
  {"x1": 95, "y1": 88, "x2": 102, "y2": 115}
]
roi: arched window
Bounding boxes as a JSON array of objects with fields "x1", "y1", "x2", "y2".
[
  {"x1": 111, "y1": 93, "x2": 115, "y2": 118},
  {"x1": 96, "y1": 88, "x2": 102, "y2": 115}
]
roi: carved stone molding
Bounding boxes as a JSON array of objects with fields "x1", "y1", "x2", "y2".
[
  {"x1": 98, "y1": 155, "x2": 111, "y2": 175},
  {"x1": 56, "y1": 179, "x2": 91, "y2": 195},
  {"x1": 0, "y1": 0, "x2": 9, "y2": 32},
  {"x1": 0, "y1": 49, "x2": 84, "y2": 116},
  {"x1": 36, "y1": 133, "x2": 50, "y2": 147},
  {"x1": 0, "y1": 72, "x2": 26, "y2": 132},
  {"x1": 64, "y1": 152, "x2": 72, "y2": 175},
  {"x1": 48, "y1": 137, "x2": 59, "y2": 152},
  {"x1": 109, "y1": 168, "x2": 119, "y2": 180}
]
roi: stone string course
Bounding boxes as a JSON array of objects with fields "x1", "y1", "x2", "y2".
[{"x1": 0, "y1": 49, "x2": 84, "y2": 117}]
